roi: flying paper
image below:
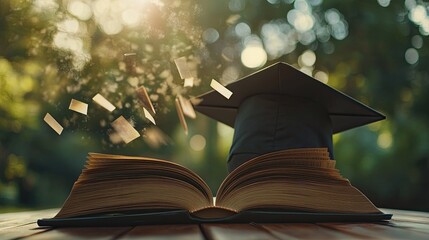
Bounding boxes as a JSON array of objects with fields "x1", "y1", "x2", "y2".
[
  {"x1": 44, "y1": 113, "x2": 63, "y2": 135},
  {"x1": 174, "y1": 57, "x2": 194, "y2": 87},
  {"x1": 93, "y1": 94, "x2": 116, "y2": 112},
  {"x1": 184, "y1": 77, "x2": 194, "y2": 87},
  {"x1": 68, "y1": 99, "x2": 88, "y2": 115},
  {"x1": 123, "y1": 53, "x2": 137, "y2": 57},
  {"x1": 210, "y1": 79, "x2": 233, "y2": 99},
  {"x1": 111, "y1": 116, "x2": 140, "y2": 144},
  {"x1": 136, "y1": 86, "x2": 156, "y2": 115},
  {"x1": 177, "y1": 95, "x2": 196, "y2": 119},
  {"x1": 175, "y1": 97, "x2": 188, "y2": 135},
  {"x1": 143, "y1": 108, "x2": 156, "y2": 125},
  {"x1": 174, "y1": 57, "x2": 193, "y2": 79}
]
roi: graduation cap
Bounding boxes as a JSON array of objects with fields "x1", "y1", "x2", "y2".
[{"x1": 193, "y1": 62, "x2": 385, "y2": 172}]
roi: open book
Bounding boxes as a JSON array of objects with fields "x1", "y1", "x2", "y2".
[{"x1": 38, "y1": 148, "x2": 391, "y2": 227}]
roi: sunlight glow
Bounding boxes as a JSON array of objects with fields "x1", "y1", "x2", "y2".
[
  {"x1": 53, "y1": 31, "x2": 90, "y2": 70},
  {"x1": 217, "y1": 122, "x2": 234, "y2": 138},
  {"x1": 121, "y1": 8, "x2": 141, "y2": 27},
  {"x1": 57, "y1": 18, "x2": 80, "y2": 33},
  {"x1": 68, "y1": 1, "x2": 92, "y2": 21},
  {"x1": 33, "y1": 0, "x2": 58, "y2": 12},
  {"x1": 92, "y1": 0, "x2": 164, "y2": 35}
]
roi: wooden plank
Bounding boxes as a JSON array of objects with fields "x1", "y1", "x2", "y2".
[
  {"x1": 259, "y1": 223, "x2": 366, "y2": 239},
  {"x1": 0, "y1": 209, "x2": 58, "y2": 229},
  {"x1": 392, "y1": 215, "x2": 429, "y2": 224},
  {"x1": 201, "y1": 224, "x2": 280, "y2": 240},
  {"x1": 381, "y1": 209, "x2": 429, "y2": 219},
  {"x1": 319, "y1": 222, "x2": 429, "y2": 240},
  {"x1": 23, "y1": 227, "x2": 132, "y2": 240},
  {"x1": 0, "y1": 222, "x2": 51, "y2": 240},
  {"x1": 118, "y1": 224, "x2": 204, "y2": 240},
  {"x1": 382, "y1": 209, "x2": 429, "y2": 224},
  {"x1": 383, "y1": 221, "x2": 429, "y2": 235},
  {"x1": 2, "y1": 209, "x2": 429, "y2": 240}
]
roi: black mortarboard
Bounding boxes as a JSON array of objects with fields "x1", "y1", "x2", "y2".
[{"x1": 194, "y1": 62, "x2": 385, "y2": 172}]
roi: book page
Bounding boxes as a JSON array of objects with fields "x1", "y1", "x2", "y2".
[
  {"x1": 54, "y1": 153, "x2": 215, "y2": 218},
  {"x1": 217, "y1": 148, "x2": 336, "y2": 199},
  {"x1": 214, "y1": 148, "x2": 377, "y2": 213},
  {"x1": 190, "y1": 206, "x2": 237, "y2": 219}
]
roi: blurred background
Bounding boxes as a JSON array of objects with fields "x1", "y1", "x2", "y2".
[{"x1": 1, "y1": 0, "x2": 428, "y2": 212}]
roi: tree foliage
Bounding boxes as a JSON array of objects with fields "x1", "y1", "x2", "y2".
[{"x1": 0, "y1": 0, "x2": 428, "y2": 211}]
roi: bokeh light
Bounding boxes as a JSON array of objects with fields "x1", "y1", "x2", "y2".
[
  {"x1": 202, "y1": 28, "x2": 220, "y2": 44},
  {"x1": 325, "y1": 9, "x2": 348, "y2": 40},
  {"x1": 314, "y1": 71, "x2": 329, "y2": 84},
  {"x1": 3, "y1": 0, "x2": 429, "y2": 214},
  {"x1": 377, "y1": 131, "x2": 393, "y2": 149},
  {"x1": 229, "y1": 0, "x2": 246, "y2": 12},
  {"x1": 299, "y1": 50, "x2": 316, "y2": 67},
  {"x1": 261, "y1": 20, "x2": 296, "y2": 59},
  {"x1": 241, "y1": 45, "x2": 267, "y2": 68},
  {"x1": 407, "y1": 1, "x2": 429, "y2": 35},
  {"x1": 189, "y1": 134, "x2": 206, "y2": 151},
  {"x1": 405, "y1": 48, "x2": 419, "y2": 64},
  {"x1": 287, "y1": 9, "x2": 314, "y2": 33},
  {"x1": 241, "y1": 36, "x2": 267, "y2": 68},
  {"x1": 222, "y1": 66, "x2": 240, "y2": 84},
  {"x1": 68, "y1": 0, "x2": 92, "y2": 21},
  {"x1": 377, "y1": 0, "x2": 391, "y2": 7},
  {"x1": 235, "y1": 22, "x2": 251, "y2": 38},
  {"x1": 411, "y1": 35, "x2": 423, "y2": 48},
  {"x1": 267, "y1": 0, "x2": 280, "y2": 4},
  {"x1": 33, "y1": 0, "x2": 58, "y2": 12},
  {"x1": 121, "y1": 8, "x2": 142, "y2": 27}
]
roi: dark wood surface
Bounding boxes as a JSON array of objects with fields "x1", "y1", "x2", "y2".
[{"x1": 1, "y1": 208, "x2": 428, "y2": 240}]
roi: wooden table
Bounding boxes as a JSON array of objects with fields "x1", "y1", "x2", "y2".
[{"x1": 1, "y1": 208, "x2": 428, "y2": 239}]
